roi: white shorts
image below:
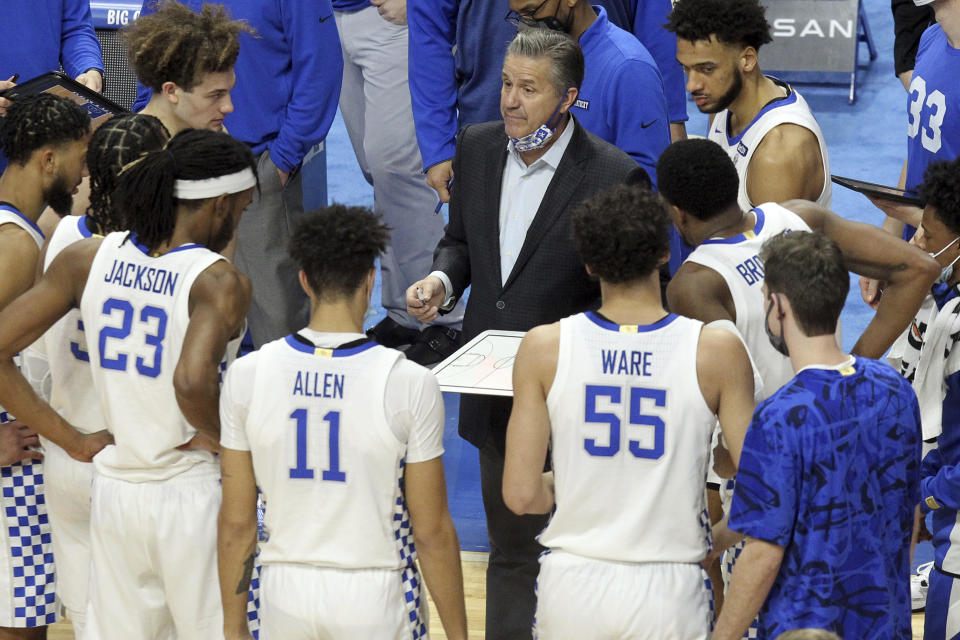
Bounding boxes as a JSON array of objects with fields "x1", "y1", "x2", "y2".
[
  {"x1": 534, "y1": 551, "x2": 710, "y2": 639},
  {"x1": 259, "y1": 562, "x2": 428, "y2": 639},
  {"x1": 42, "y1": 437, "x2": 92, "y2": 623},
  {"x1": 84, "y1": 468, "x2": 222, "y2": 640},
  {"x1": 0, "y1": 411, "x2": 57, "y2": 627}
]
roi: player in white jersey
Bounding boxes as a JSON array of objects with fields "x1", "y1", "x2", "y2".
[
  {"x1": 0, "y1": 93, "x2": 99, "y2": 637},
  {"x1": 501, "y1": 184, "x2": 756, "y2": 639},
  {"x1": 667, "y1": 0, "x2": 830, "y2": 211},
  {"x1": 656, "y1": 139, "x2": 939, "y2": 623},
  {"x1": 0, "y1": 128, "x2": 255, "y2": 638},
  {"x1": 217, "y1": 204, "x2": 467, "y2": 640},
  {"x1": 32, "y1": 114, "x2": 169, "y2": 636}
]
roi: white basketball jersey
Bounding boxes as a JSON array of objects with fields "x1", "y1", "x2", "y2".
[
  {"x1": 42, "y1": 216, "x2": 102, "y2": 434},
  {"x1": 233, "y1": 335, "x2": 420, "y2": 570},
  {"x1": 0, "y1": 205, "x2": 45, "y2": 423},
  {"x1": 685, "y1": 203, "x2": 809, "y2": 399},
  {"x1": 81, "y1": 231, "x2": 225, "y2": 482},
  {"x1": 707, "y1": 81, "x2": 831, "y2": 211},
  {"x1": 539, "y1": 311, "x2": 716, "y2": 564}
]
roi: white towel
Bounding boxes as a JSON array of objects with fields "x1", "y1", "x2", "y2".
[{"x1": 912, "y1": 295, "x2": 960, "y2": 440}]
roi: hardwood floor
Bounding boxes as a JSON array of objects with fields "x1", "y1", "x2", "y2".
[{"x1": 47, "y1": 553, "x2": 925, "y2": 639}]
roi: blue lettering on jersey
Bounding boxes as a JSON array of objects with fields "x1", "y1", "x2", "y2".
[
  {"x1": 735, "y1": 255, "x2": 765, "y2": 286},
  {"x1": 738, "y1": 141, "x2": 749, "y2": 156},
  {"x1": 103, "y1": 259, "x2": 179, "y2": 296},
  {"x1": 600, "y1": 350, "x2": 653, "y2": 376},
  {"x1": 292, "y1": 371, "x2": 345, "y2": 399}
]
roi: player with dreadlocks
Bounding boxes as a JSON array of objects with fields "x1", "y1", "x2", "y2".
[
  {"x1": 124, "y1": 0, "x2": 253, "y2": 136},
  {"x1": 25, "y1": 113, "x2": 170, "y2": 636},
  {"x1": 0, "y1": 92, "x2": 100, "y2": 638},
  {"x1": 0, "y1": 128, "x2": 256, "y2": 638}
]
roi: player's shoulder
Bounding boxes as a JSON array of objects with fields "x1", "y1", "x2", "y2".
[
  {"x1": 917, "y1": 22, "x2": 945, "y2": 57},
  {"x1": 193, "y1": 259, "x2": 252, "y2": 301},
  {"x1": 667, "y1": 263, "x2": 733, "y2": 323},
  {"x1": 753, "y1": 122, "x2": 820, "y2": 165},
  {"x1": 223, "y1": 349, "x2": 262, "y2": 385}
]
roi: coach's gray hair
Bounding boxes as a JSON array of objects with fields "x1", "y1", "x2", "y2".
[{"x1": 505, "y1": 29, "x2": 585, "y2": 97}]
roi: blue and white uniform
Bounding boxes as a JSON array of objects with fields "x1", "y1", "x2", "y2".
[
  {"x1": 903, "y1": 24, "x2": 960, "y2": 241},
  {"x1": 898, "y1": 283, "x2": 960, "y2": 639},
  {"x1": 38, "y1": 215, "x2": 101, "y2": 635},
  {"x1": 707, "y1": 80, "x2": 831, "y2": 213},
  {"x1": 730, "y1": 358, "x2": 920, "y2": 639},
  {"x1": 534, "y1": 311, "x2": 714, "y2": 639},
  {"x1": 0, "y1": 205, "x2": 57, "y2": 628},
  {"x1": 220, "y1": 330, "x2": 445, "y2": 637},
  {"x1": 79, "y1": 231, "x2": 241, "y2": 639}
]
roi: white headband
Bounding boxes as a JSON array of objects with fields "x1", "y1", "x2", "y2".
[{"x1": 173, "y1": 168, "x2": 256, "y2": 200}]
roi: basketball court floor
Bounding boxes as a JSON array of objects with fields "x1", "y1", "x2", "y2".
[{"x1": 47, "y1": 0, "x2": 940, "y2": 635}]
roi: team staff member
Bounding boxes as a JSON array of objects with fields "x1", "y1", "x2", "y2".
[
  {"x1": 715, "y1": 232, "x2": 920, "y2": 640},
  {"x1": 505, "y1": 0, "x2": 670, "y2": 185},
  {"x1": 409, "y1": 0, "x2": 686, "y2": 205},
  {"x1": 135, "y1": 0, "x2": 344, "y2": 349},
  {"x1": 667, "y1": 0, "x2": 831, "y2": 212},
  {"x1": 0, "y1": 0, "x2": 103, "y2": 171},
  {"x1": 406, "y1": 30, "x2": 639, "y2": 639}
]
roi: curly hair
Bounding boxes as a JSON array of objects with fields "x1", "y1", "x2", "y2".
[
  {"x1": 572, "y1": 183, "x2": 670, "y2": 283},
  {"x1": 289, "y1": 205, "x2": 390, "y2": 301},
  {"x1": 666, "y1": 0, "x2": 773, "y2": 50},
  {"x1": 919, "y1": 158, "x2": 960, "y2": 235},
  {"x1": 113, "y1": 128, "x2": 257, "y2": 252},
  {"x1": 657, "y1": 139, "x2": 739, "y2": 220},
  {"x1": 760, "y1": 231, "x2": 848, "y2": 336},
  {"x1": 86, "y1": 114, "x2": 170, "y2": 234},
  {"x1": 124, "y1": 1, "x2": 255, "y2": 92},
  {"x1": 0, "y1": 93, "x2": 91, "y2": 166}
]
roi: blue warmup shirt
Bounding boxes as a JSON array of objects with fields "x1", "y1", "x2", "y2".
[
  {"x1": 903, "y1": 24, "x2": 960, "y2": 240},
  {"x1": 133, "y1": 0, "x2": 343, "y2": 173},
  {"x1": 331, "y1": 0, "x2": 370, "y2": 9},
  {"x1": 729, "y1": 358, "x2": 920, "y2": 640},
  {"x1": 572, "y1": 6, "x2": 669, "y2": 185},
  {"x1": 0, "y1": 0, "x2": 104, "y2": 173},
  {"x1": 408, "y1": 0, "x2": 685, "y2": 171},
  {"x1": 916, "y1": 285, "x2": 960, "y2": 576}
]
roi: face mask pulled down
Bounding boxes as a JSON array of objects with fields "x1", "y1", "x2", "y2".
[
  {"x1": 930, "y1": 236, "x2": 960, "y2": 285},
  {"x1": 764, "y1": 296, "x2": 789, "y2": 357},
  {"x1": 509, "y1": 98, "x2": 566, "y2": 153}
]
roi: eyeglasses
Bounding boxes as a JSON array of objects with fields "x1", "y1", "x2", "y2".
[{"x1": 504, "y1": 0, "x2": 551, "y2": 27}]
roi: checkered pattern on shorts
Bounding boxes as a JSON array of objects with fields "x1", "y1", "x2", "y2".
[
  {"x1": 393, "y1": 459, "x2": 427, "y2": 639},
  {"x1": 0, "y1": 412, "x2": 57, "y2": 628}
]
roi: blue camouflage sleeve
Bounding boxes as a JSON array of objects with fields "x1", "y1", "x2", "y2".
[{"x1": 728, "y1": 397, "x2": 799, "y2": 546}]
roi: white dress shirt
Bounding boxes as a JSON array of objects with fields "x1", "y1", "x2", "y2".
[{"x1": 432, "y1": 118, "x2": 576, "y2": 303}]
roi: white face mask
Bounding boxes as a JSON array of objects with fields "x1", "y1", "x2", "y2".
[
  {"x1": 509, "y1": 97, "x2": 566, "y2": 153},
  {"x1": 929, "y1": 236, "x2": 960, "y2": 284}
]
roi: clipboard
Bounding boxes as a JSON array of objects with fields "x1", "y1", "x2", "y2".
[
  {"x1": 431, "y1": 329, "x2": 525, "y2": 397},
  {"x1": 1, "y1": 71, "x2": 127, "y2": 131},
  {"x1": 831, "y1": 174, "x2": 923, "y2": 206}
]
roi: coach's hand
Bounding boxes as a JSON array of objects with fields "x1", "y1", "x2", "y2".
[
  {"x1": 371, "y1": 0, "x2": 406, "y2": 24},
  {"x1": 71, "y1": 429, "x2": 114, "y2": 463},
  {"x1": 0, "y1": 421, "x2": 42, "y2": 466},
  {"x1": 0, "y1": 76, "x2": 16, "y2": 117},
  {"x1": 406, "y1": 276, "x2": 445, "y2": 323},
  {"x1": 859, "y1": 277, "x2": 883, "y2": 311}
]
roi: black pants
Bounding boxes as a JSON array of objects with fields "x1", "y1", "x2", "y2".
[{"x1": 478, "y1": 436, "x2": 549, "y2": 640}]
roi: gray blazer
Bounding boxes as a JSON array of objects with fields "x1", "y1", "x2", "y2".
[{"x1": 433, "y1": 116, "x2": 639, "y2": 450}]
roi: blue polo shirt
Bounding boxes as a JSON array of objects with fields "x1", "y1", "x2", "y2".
[
  {"x1": 903, "y1": 24, "x2": 960, "y2": 240},
  {"x1": 571, "y1": 6, "x2": 669, "y2": 185},
  {"x1": 729, "y1": 357, "x2": 920, "y2": 639}
]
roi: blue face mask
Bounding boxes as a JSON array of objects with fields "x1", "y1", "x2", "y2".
[{"x1": 509, "y1": 97, "x2": 566, "y2": 153}]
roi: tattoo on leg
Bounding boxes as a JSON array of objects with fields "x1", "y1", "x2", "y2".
[{"x1": 236, "y1": 552, "x2": 255, "y2": 595}]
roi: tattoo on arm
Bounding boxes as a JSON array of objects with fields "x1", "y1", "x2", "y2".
[{"x1": 235, "y1": 552, "x2": 255, "y2": 595}]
